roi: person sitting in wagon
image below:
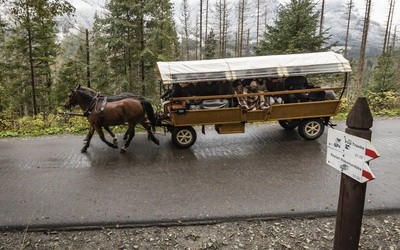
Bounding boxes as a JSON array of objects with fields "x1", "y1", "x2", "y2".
[{"x1": 239, "y1": 80, "x2": 270, "y2": 111}]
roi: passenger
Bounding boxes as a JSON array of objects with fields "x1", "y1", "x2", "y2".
[
  {"x1": 190, "y1": 82, "x2": 201, "y2": 96},
  {"x1": 217, "y1": 80, "x2": 235, "y2": 107},
  {"x1": 241, "y1": 80, "x2": 270, "y2": 111},
  {"x1": 175, "y1": 82, "x2": 193, "y2": 97},
  {"x1": 195, "y1": 81, "x2": 217, "y2": 96},
  {"x1": 161, "y1": 82, "x2": 192, "y2": 100},
  {"x1": 306, "y1": 83, "x2": 326, "y2": 101},
  {"x1": 263, "y1": 77, "x2": 284, "y2": 105},
  {"x1": 255, "y1": 78, "x2": 268, "y2": 92},
  {"x1": 283, "y1": 76, "x2": 309, "y2": 103},
  {"x1": 218, "y1": 80, "x2": 232, "y2": 95},
  {"x1": 232, "y1": 80, "x2": 246, "y2": 108},
  {"x1": 270, "y1": 96, "x2": 283, "y2": 105},
  {"x1": 265, "y1": 77, "x2": 285, "y2": 92},
  {"x1": 240, "y1": 78, "x2": 252, "y2": 89},
  {"x1": 325, "y1": 90, "x2": 336, "y2": 100}
]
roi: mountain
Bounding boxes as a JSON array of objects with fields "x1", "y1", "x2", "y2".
[
  {"x1": 66, "y1": 0, "x2": 388, "y2": 58},
  {"x1": 323, "y1": 1, "x2": 385, "y2": 57}
]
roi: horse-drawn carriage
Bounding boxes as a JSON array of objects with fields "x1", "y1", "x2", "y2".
[
  {"x1": 64, "y1": 52, "x2": 351, "y2": 152},
  {"x1": 156, "y1": 52, "x2": 352, "y2": 148}
]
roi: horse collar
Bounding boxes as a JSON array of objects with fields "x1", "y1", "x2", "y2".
[{"x1": 83, "y1": 92, "x2": 100, "y2": 117}]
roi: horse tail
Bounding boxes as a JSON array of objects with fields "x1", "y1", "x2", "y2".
[{"x1": 140, "y1": 99, "x2": 156, "y2": 131}]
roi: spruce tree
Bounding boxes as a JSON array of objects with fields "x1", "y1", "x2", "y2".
[
  {"x1": 89, "y1": 13, "x2": 113, "y2": 94},
  {"x1": 0, "y1": 17, "x2": 9, "y2": 115},
  {"x1": 204, "y1": 30, "x2": 217, "y2": 59},
  {"x1": 1, "y1": 0, "x2": 74, "y2": 116},
  {"x1": 93, "y1": 0, "x2": 178, "y2": 96},
  {"x1": 369, "y1": 51, "x2": 399, "y2": 93},
  {"x1": 255, "y1": 0, "x2": 329, "y2": 55}
]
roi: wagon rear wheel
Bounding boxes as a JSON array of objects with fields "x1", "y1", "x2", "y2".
[
  {"x1": 171, "y1": 126, "x2": 197, "y2": 149},
  {"x1": 298, "y1": 118, "x2": 325, "y2": 140}
]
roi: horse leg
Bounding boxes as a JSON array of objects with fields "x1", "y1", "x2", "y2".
[
  {"x1": 104, "y1": 126, "x2": 118, "y2": 145},
  {"x1": 83, "y1": 125, "x2": 91, "y2": 142},
  {"x1": 123, "y1": 129, "x2": 129, "y2": 141},
  {"x1": 120, "y1": 126, "x2": 135, "y2": 153},
  {"x1": 95, "y1": 126, "x2": 118, "y2": 149},
  {"x1": 82, "y1": 126, "x2": 95, "y2": 153},
  {"x1": 141, "y1": 120, "x2": 160, "y2": 145}
]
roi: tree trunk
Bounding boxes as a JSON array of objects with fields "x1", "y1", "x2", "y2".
[
  {"x1": 355, "y1": 0, "x2": 372, "y2": 98},
  {"x1": 344, "y1": 0, "x2": 353, "y2": 58},
  {"x1": 221, "y1": 0, "x2": 228, "y2": 58},
  {"x1": 139, "y1": 0, "x2": 145, "y2": 94},
  {"x1": 319, "y1": 0, "x2": 325, "y2": 36},
  {"x1": 383, "y1": 0, "x2": 395, "y2": 54},
  {"x1": 239, "y1": 0, "x2": 245, "y2": 57},
  {"x1": 86, "y1": 29, "x2": 90, "y2": 88},
  {"x1": 26, "y1": 5, "x2": 37, "y2": 116},
  {"x1": 199, "y1": 0, "x2": 203, "y2": 60},
  {"x1": 256, "y1": 0, "x2": 260, "y2": 47},
  {"x1": 205, "y1": 0, "x2": 209, "y2": 46},
  {"x1": 181, "y1": 0, "x2": 190, "y2": 60}
]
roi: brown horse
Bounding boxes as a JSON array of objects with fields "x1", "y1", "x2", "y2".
[
  {"x1": 64, "y1": 86, "x2": 159, "y2": 153},
  {"x1": 77, "y1": 86, "x2": 151, "y2": 143}
]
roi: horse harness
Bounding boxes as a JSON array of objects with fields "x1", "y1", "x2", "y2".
[{"x1": 83, "y1": 92, "x2": 107, "y2": 117}]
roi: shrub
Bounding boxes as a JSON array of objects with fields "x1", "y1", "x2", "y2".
[{"x1": 367, "y1": 91, "x2": 399, "y2": 112}]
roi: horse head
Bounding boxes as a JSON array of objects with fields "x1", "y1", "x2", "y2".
[{"x1": 63, "y1": 88, "x2": 79, "y2": 109}]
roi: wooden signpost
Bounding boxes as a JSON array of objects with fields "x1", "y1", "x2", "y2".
[{"x1": 326, "y1": 97, "x2": 379, "y2": 250}]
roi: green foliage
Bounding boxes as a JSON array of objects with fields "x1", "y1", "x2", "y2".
[
  {"x1": 367, "y1": 51, "x2": 399, "y2": 93},
  {"x1": 256, "y1": 0, "x2": 329, "y2": 55},
  {"x1": 334, "y1": 93, "x2": 400, "y2": 120},
  {"x1": 0, "y1": 113, "x2": 88, "y2": 137},
  {"x1": 338, "y1": 97, "x2": 352, "y2": 113},
  {"x1": 205, "y1": 30, "x2": 217, "y2": 59},
  {"x1": 367, "y1": 91, "x2": 399, "y2": 112},
  {"x1": 0, "y1": 0, "x2": 75, "y2": 117},
  {"x1": 87, "y1": 0, "x2": 178, "y2": 97},
  {"x1": 0, "y1": 112, "x2": 149, "y2": 137}
]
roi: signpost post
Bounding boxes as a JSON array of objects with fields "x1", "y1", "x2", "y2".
[{"x1": 328, "y1": 97, "x2": 379, "y2": 250}]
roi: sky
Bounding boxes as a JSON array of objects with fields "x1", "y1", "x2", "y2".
[
  {"x1": 274, "y1": 0, "x2": 399, "y2": 27},
  {"x1": 70, "y1": 0, "x2": 400, "y2": 28},
  {"x1": 352, "y1": 0, "x2": 399, "y2": 26}
]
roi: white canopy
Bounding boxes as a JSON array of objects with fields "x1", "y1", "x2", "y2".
[{"x1": 157, "y1": 52, "x2": 352, "y2": 85}]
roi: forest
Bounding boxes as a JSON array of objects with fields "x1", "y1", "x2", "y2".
[{"x1": 0, "y1": 0, "x2": 399, "y2": 136}]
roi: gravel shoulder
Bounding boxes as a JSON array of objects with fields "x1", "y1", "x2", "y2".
[{"x1": 1, "y1": 213, "x2": 399, "y2": 249}]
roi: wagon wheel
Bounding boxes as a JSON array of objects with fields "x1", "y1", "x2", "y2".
[
  {"x1": 298, "y1": 118, "x2": 325, "y2": 140},
  {"x1": 278, "y1": 119, "x2": 301, "y2": 130},
  {"x1": 171, "y1": 126, "x2": 197, "y2": 149}
]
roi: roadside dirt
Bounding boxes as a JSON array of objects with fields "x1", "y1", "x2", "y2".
[{"x1": 1, "y1": 213, "x2": 399, "y2": 249}]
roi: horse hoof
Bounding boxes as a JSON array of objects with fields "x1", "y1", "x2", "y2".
[
  {"x1": 81, "y1": 148, "x2": 87, "y2": 153},
  {"x1": 151, "y1": 138, "x2": 160, "y2": 145},
  {"x1": 120, "y1": 148, "x2": 127, "y2": 153}
]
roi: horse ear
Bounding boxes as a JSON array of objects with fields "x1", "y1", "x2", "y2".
[{"x1": 77, "y1": 84, "x2": 81, "y2": 89}]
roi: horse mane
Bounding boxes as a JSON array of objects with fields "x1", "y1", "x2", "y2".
[
  {"x1": 79, "y1": 86, "x2": 98, "y2": 96},
  {"x1": 75, "y1": 88, "x2": 97, "y2": 99}
]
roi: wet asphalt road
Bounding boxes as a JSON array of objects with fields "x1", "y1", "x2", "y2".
[{"x1": 0, "y1": 118, "x2": 399, "y2": 231}]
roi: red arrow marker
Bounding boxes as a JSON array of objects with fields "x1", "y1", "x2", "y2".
[
  {"x1": 362, "y1": 169, "x2": 375, "y2": 181},
  {"x1": 365, "y1": 147, "x2": 379, "y2": 159},
  {"x1": 361, "y1": 163, "x2": 376, "y2": 183}
]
